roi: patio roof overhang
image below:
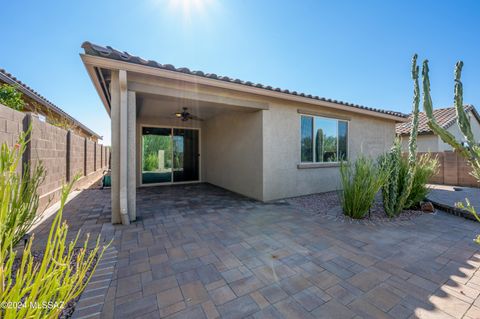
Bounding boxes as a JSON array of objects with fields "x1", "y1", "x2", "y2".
[
  {"x1": 81, "y1": 54, "x2": 270, "y2": 118},
  {"x1": 81, "y1": 52, "x2": 407, "y2": 123}
]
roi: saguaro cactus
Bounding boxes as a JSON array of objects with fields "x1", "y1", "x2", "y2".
[
  {"x1": 422, "y1": 60, "x2": 480, "y2": 180},
  {"x1": 381, "y1": 54, "x2": 420, "y2": 217}
]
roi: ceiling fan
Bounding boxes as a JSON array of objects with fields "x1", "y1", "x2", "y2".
[{"x1": 174, "y1": 107, "x2": 203, "y2": 121}]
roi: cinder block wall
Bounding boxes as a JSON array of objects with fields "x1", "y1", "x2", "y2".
[
  {"x1": 85, "y1": 140, "x2": 95, "y2": 175},
  {"x1": 70, "y1": 133, "x2": 86, "y2": 178},
  {"x1": 0, "y1": 104, "x2": 26, "y2": 147},
  {"x1": 417, "y1": 151, "x2": 479, "y2": 187},
  {"x1": 95, "y1": 143, "x2": 102, "y2": 171},
  {"x1": 0, "y1": 103, "x2": 110, "y2": 211},
  {"x1": 30, "y1": 116, "x2": 68, "y2": 202},
  {"x1": 0, "y1": 104, "x2": 26, "y2": 175}
]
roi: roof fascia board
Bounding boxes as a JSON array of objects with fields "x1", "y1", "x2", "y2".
[{"x1": 81, "y1": 54, "x2": 407, "y2": 122}]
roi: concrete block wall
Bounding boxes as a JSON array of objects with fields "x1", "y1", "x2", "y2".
[
  {"x1": 0, "y1": 104, "x2": 26, "y2": 148},
  {"x1": 0, "y1": 103, "x2": 110, "y2": 211},
  {"x1": 0, "y1": 104, "x2": 26, "y2": 175},
  {"x1": 105, "y1": 147, "x2": 110, "y2": 168},
  {"x1": 30, "y1": 116, "x2": 68, "y2": 200},
  {"x1": 417, "y1": 151, "x2": 479, "y2": 187},
  {"x1": 85, "y1": 140, "x2": 95, "y2": 175},
  {"x1": 70, "y1": 133, "x2": 86, "y2": 179},
  {"x1": 95, "y1": 143, "x2": 102, "y2": 171}
]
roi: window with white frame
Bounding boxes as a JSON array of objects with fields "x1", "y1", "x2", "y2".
[{"x1": 300, "y1": 114, "x2": 348, "y2": 163}]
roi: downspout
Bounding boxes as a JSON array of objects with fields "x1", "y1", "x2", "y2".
[{"x1": 119, "y1": 70, "x2": 130, "y2": 225}]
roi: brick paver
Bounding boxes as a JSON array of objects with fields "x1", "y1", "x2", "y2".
[{"x1": 35, "y1": 183, "x2": 480, "y2": 318}]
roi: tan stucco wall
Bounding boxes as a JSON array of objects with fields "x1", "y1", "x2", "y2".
[
  {"x1": 401, "y1": 134, "x2": 439, "y2": 152},
  {"x1": 262, "y1": 103, "x2": 397, "y2": 201},
  {"x1": 136, "y1": 107, "x2": 263, "y2": 200},
  {"x1": 129, "y1": 75, "x2": 399, "y2": 201},
  {"x1": 203, "y1": 111, "x2": 263, "y2": 200},
  {"x1": 135, "y1": 100, "x2": 397, "y2": 201}
]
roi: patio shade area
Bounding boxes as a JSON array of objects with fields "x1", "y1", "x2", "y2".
[{"x1": 33, "y1": 183, "x2": 480, "y2": 319}]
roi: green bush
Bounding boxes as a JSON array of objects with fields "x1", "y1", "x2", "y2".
[
  {"x1": 402, "y1": 153, "x2": 439, "y2": 208},
  {"x1": 143, "y1": 153, "x2": 158, "y2": 171},
  {"x1": 0, "y1": 84, "x2": 25, "y2": 111},
  {"x1": 340, "y1": 156, "x2": 387, "y2": 219}
]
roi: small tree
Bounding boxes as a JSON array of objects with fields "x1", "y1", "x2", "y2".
[{"x1": 0, "y1": 84, "x2": 25, "y2": 111}]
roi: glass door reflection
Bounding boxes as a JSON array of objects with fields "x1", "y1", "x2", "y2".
[
  {"x1": 173, "y1": 129, "x2": 199, "y2": 182},
  {"x1": 142, "y1": 127, "x2": 172, "y2": 184},
  {"x1": 142, "y1": 127, "x2": 199, "y2": 185}
]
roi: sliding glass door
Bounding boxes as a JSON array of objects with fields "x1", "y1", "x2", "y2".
[
  {"x1": 173, "y1": 129, "x2": 199, "y2": 182},
  {"x1": 142, "y1": 127, "x2": 199, "y2": 185}
]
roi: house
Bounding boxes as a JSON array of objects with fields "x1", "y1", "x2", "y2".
[
  {"x1": 396, "y1": 105, "x2": 480, "y2": 152},
  {"x1": 80, "y1": 42, "x2": 407, "y2": 224},
  {"x1": 0, "y1": 68, "x2": 102, "y2": 141}
]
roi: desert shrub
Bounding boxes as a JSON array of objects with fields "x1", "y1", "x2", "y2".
[
  {"x1": 403, "y1": 153, "x2": 439, "y2": 208},
  {"x1": 340, "y1": 156, "x2": 387, "y2": 219},
  {"x1": 0, "y1": 135, "x2": 108, "y2": 318},
  {"x1": 143, "y1": 153, "x2": 158, "y2": 171},
  {"x1": 0, "y1": 130, "x2": 45, "y2": 249},
  {"x1": 0, "y1": 84, "x2": 25, "y2": 111}
]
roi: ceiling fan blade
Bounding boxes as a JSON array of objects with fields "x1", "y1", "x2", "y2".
[{"x1": 189, "y1": 114, "x2": 204, "y2": 121}]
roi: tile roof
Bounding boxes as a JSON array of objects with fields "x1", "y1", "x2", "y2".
[
  {"x1": 0, "y1": 68, "x2": 101, "y2": 139},
  {"x1": 81, "y1": 41, "x2": 407, "y2": 119},
  {"x1": 396, "y1": 105, "x2": 478, "y2": 135}
]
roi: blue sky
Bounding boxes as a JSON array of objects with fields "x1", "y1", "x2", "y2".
[{"x1": 1, "y1": 1, "x2": 479, "y2": 144}]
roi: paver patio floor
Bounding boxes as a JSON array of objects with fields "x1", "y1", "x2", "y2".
[{"x1": 34, "y1": 183, "x2": 480, "y2": 319}]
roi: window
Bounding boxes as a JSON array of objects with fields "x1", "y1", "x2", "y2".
[{"x1": 300, "y1": 115, "x2": 348, "y2": 163}]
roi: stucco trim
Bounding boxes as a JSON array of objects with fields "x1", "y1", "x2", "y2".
[
  {"x1": 297, "y1": 109, "x2": 351, "y2": 121},
  {"x1": 297, "y1": 162, "x2": 342, "y2": 169}
]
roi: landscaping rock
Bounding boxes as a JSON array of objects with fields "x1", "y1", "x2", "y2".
[{"x1": 421, "y1": 201, "x2": 435, "y2": 213}]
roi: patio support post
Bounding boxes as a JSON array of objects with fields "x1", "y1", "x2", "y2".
[
  {"x1": 127, "y1": 91, "x2": 136, "y2": 221},
  {"x1": 119, "y1": 70, "x2": 130, "y2": 225},
  {"x1": 110, "y1": 71, "x2": 122, "y2": 224}
]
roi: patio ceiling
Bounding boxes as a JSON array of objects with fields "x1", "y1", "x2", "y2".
[{"x1": 137, "y1": 93, "x2": 262, "y2": 122}]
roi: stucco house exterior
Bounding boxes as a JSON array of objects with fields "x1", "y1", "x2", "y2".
[
  {"x1": 396, "y1": 105, "x2": 480, "y2": 152},
  {"x1": 0, "y1": 68, "x2": 101, "y2": 141},
  {"x1": 80, "y1": 42, "x2": 407, "y2": 224}
]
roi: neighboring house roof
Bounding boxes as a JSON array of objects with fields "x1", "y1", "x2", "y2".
[
  {"x1": 0, "y1": 68, "x2": 102, "y2": 139},
  {"x1": 396, "y1": 105, "x2": 479, "y2": 136},
  {"x1": 81, "y1": 42, "x2": 407, "y2": 120}
]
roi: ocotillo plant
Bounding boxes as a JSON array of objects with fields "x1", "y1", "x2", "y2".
[
  {"x1": 381, "y1": 54, "x2": 420, "y2": 217},
  {"x1": 422, "y1": 59, "x2": 480, "y2": 242}
]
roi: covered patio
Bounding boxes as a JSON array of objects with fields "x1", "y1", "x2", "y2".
[
  {"x1": 82, "y1": 45, "x2": 268, "y2": 225},
  {"x1": 34, "y1": 183, "x2": 480, "y2": 319}
]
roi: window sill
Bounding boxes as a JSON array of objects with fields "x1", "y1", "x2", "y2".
[{"x1": 297, "y1": 162, "x2": 342, "y2": 169}]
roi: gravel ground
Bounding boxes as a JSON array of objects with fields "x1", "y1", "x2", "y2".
[
  {"x1": 287, "y1": 191, "x2": 424, "y2": 223},
  {"x1": 10, "y1": 248, "x2": 97, "y2": 319}
]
